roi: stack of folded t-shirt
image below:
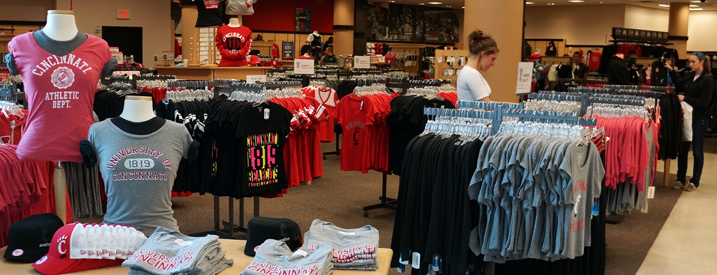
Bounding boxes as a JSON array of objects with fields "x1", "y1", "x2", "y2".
[
  {"x1": 122, "y1": 227, "x2": 233, "y2": 275},
  {"x1": 240, "y1": 239, "x2": 333, "y2": 275},
  {"x1": 303, "y1": 219, "x2": 379, "y2": 270}
]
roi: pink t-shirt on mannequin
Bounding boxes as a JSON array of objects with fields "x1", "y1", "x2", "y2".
[{"x1": 8, "y1": 33, "x2": 112, "y2": 162}]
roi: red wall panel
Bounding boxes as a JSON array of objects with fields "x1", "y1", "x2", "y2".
[{"x1": 244, "y1": 0, "x2": 334, "y2": 33}]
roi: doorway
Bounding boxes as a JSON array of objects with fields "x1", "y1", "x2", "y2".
[{"x1": 102, "y1": 26, "x2": 143, "y2": 63}]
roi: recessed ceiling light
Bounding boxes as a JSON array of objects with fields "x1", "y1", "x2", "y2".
[
  {"x1": 526, "y1": 1, "x2": 535, "y2": 4},
  {"x1": 418, "y1": 3, "x2": 425, "y2": 5},
  {"x1": 568, "y1": 0, "x2": 584, "y2": 2},
  {"x1": 690, "y1": 4, "x2": 699, "y2": 7},
  {"x1": 462, "y1": 6, "x2": 465, "y2": 9},
  {"x1": 427, "y1": 1, "x2": 443, "y2": 4},
  {"x1": 446, "y1": 5, "x2": 451, "y2": 7},
  {"x1": 389, "y1": 0, "x2": 395, "y2": 2},
  {"x1": 659, "y1": 4, "x2": 670, "y2": 7},
  {"x1": 547, "y1": 3, "x2": 555, "y2": 5},
  {"x1": 690, "y1": 7, "x2": 703, "y2": 10}
]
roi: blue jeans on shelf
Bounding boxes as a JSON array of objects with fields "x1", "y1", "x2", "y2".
[{"x1": 677, "y1": 118, "x2": 708, "y2": 187}]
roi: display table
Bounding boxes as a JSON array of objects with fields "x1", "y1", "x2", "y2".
[
  {"x1": 0, "y1": 240, "x2": 393, "y2": 275},
  {"x1": 156, "y1": 66, "x2": 270, "y2": 81}
]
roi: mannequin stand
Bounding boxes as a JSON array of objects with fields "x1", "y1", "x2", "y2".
[{"x1": 53, "y1": 161, "x2": 67, "y2": 224}]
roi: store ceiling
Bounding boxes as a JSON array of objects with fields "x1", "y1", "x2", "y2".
[{"x1": 376, "y1": 0, "x2": 717, "y2": 10}]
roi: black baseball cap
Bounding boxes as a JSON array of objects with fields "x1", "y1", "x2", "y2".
[
  {"x1": 4, "y1": 213, "x2": 64, "y2": 262},
  {"x1": 244, "y1": 217, "x2": 303, "y2": 256}
]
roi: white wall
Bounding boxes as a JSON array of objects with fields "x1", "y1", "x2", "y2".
[
  {"x1": 525, "y1": 4, "x2": 625, "y2": 45},
  {"x1": 0, "y1": 0, "x2": 52, "y2": 22},
  {"x1": 624, "y1": 5, "x2": 669, "y2": 32},
  {"x1": 72, "y1": 0, "x2": 171, "y2": 67},
  {"x1": 687, "y1": 11, "x2": 717, "y2": 51},
  {"x1": 0, "y1": 0, "x2": 171, "y2": 67}
]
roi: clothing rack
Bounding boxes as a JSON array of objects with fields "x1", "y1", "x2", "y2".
[
  {"x1": 408, "y1": 79, "x2": 450, "y2": 88},
  {"x1": 456, "y1": 101, "x2": 524, "y2": 110},
  {"x1": 168, "y1": 80, "x2": 216, "y2": 89},
  {"x1": 423, "y1": 104, "x2": 598, "y2": 134},
  {"x1": 418, "y1": 105, "x2": 600, "y2": 275},
  {"x1": 190, "y1": 88, "x2": 263, "y2": 240},
  {"x1": 0, "y1": 84, "x2": 16, "y2": 98}
]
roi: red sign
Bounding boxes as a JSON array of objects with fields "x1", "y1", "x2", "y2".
[{"x1": 117, "y1": 9, "x2": 130, "y2": 20}]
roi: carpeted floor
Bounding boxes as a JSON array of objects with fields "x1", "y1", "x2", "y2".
[
  {"x1": 78, "y1": 141, "x2": 684, "y2": 275},
  {"x1": 604, "y1": 173, "x2": 682, "y2": 275}
]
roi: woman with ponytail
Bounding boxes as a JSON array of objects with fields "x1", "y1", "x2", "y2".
[
  {"x1": 665, "y1": 52, "x2": 715, "y2": 192},
  {"x1": 457, "y1": 29, "x2": 499, "y2": 102}
]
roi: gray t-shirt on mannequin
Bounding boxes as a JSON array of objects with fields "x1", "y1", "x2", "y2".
[
  {"x1": 5, "y1": 30, "x2": 117, "y2": 76},
  {"x1": 88, "y1": 119, "x2": 193, "y2": 236}
]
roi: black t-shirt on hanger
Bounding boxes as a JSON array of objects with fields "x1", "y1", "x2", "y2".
[
  {"x1": 234, "y1": 101, "x2": 293, "y2": 198},
  {"x1": 195, "y1": 0, "x2": 224, "y2": 27}
]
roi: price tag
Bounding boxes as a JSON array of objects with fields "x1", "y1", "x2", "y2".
[{"x1": 647, "y1": 186, "x2": 655, "y2": 199}]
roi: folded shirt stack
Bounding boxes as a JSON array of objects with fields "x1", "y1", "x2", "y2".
[
  {"x1": 303, "y1": 219, "x2": 380, "y2": 270},
  {"x1": 122, "y1": 227, "x2": 233, "y2": 275},
  {"x1": 240, "y1": 239, "x2": 333, "y2": 275}
]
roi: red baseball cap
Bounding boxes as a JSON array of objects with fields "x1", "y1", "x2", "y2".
[
  {"x1": 32, "y1": 223, "x2": 124, "y2": 275},
  {"x1": 32, "y1": 223, "x2": 83, "y2": 274},
  {"x1": 249, "y1": 55, "x2": 261, "y2": 66}
]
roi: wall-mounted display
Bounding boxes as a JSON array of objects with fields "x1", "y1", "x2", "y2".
[{"x1": 364, "y1": 3, "x2": 459, "y2": 44}]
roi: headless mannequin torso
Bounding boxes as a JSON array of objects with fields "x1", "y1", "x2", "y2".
[
  {"x1": 228, "y1": 17, "x2": 241, "y2": 28},
  {"x1": 111, "y1": 95, "x2": 165, "y2": 135},
  {"x1": 43, "y1": 11, "x2": 79, "y2": 41},
  {"x1": 5, "y1": 11, "x2": 117, "y2": 76}
]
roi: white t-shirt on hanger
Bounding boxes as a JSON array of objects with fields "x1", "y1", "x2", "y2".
[{"x1": 457, "y1": 65, "x2": 491, "y2": 101}]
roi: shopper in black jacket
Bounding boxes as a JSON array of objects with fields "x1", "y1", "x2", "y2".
[
  {"x1": 608, "y1": 54, "x2": 631, "y2": 85},
  {"x1": 666, "y1": 52, "x2": 715, "y2": 192}
]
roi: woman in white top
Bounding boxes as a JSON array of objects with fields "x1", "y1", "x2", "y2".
[{"x1": 457, "y1": 30, "x2": 500, "y2": 102}]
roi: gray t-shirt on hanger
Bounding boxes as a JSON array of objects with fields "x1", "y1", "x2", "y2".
[
  {"x1": 559, "y1": 141, "x2": 604, "y2": 259},
  {"x1": 88, "y1": 120, "x2": 193, "y2": 236}
]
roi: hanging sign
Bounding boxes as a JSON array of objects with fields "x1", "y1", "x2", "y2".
[
  {"x1": 515, "y1": 62, "x2": 534, "y2": 95},
  {"x1": 354, "y1": 56, "x2": 371, "y2": 69},
  {"x1": 294, "y1": 59, "x2": 315, "y2": 74}
]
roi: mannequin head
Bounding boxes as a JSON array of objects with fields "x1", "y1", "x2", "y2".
[{"x1": 468, "y1": 29, "x2": 499, "y2": 72}]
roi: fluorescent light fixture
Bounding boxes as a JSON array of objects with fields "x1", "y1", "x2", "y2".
[
  {"x1": 690, "y1": 7, "x2": 703, "y2": 10},
  {"x1": 690, "y1": 4, "x2": 699, "y2": 7},
  {"x1": 427, "y1": 1, "x2": 443, "y2": 4},
  {"x1": 568, "y1": 0, "x2": 585, "y2": 2},
  {"x1": 659, "y1": 4, "x2": 670, "y2": 7},
  {"x1": 690, "y1": 1, "x2": 704, "y2": 2},
  {"x1": 526, "y1": 1, "x2": 535, "y2": 4}
]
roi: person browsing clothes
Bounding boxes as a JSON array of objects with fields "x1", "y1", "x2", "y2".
[{"x1": 457, "y1": 29, "x2": 499, "y2": 102}]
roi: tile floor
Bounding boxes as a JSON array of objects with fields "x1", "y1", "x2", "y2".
[{"x1": 636, "y1": 144, "x2": 717, "y2": 275}]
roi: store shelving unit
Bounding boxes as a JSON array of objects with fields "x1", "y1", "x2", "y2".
[{"x1": 433, "y1": 49, "x2": 469, "y2": 85}]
